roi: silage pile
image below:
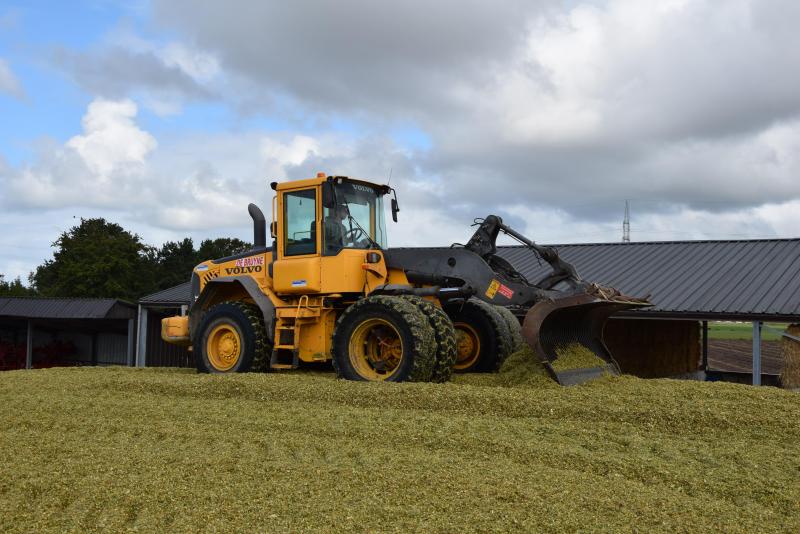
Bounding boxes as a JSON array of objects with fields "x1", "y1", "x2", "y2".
[
  {"x1": 482, "y1": 343, "x2": 608, "y2": 388},
  {"x1": 2, "y1": 366, "x2": 800, "y2": 532},
  {"x1": 495, "y1": 346, "x2": 556, "y2": 387}
]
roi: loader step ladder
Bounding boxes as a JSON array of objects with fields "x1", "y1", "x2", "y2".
[
  {"x1": 271, "y1": 321, "x2": 299, "y2": 370},
  {"x1": 270, "y1": 296, "x2": 319, "y2": 370}
]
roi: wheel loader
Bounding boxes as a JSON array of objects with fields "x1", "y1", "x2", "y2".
[{"x1": 161, "y1": 173, "x2": 648, "y2": 385}]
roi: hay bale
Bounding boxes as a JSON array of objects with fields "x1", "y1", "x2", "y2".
[
  {"x1": 604, "y1": 319, "x2": 700, "y2": 378},
  {"x1": 780, "y1": 324, "x2": 800, "y2": 389}
]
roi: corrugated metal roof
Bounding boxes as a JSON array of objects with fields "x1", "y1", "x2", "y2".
[
  {"x1": 138, "y1": 238, "x2": 800, "y2": 320},
  {"x1": 140, "y1": 282, "x2": 191, "y2": 305},
  {"x1": 496, "y1": 238, "x2": 800, "y2": 319},
  {"x1": 0, "y1": 297, "x2": 135, "y2": 320}
]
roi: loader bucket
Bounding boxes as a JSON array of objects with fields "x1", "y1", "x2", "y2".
[{"x1": 521, "y1": 292, "x2": 650, "y2": 386}]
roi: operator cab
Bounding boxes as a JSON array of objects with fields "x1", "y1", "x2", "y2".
[
  {"x1": 271, "y1": 173, "x2": 399, "y2": 294},
  {"x1": 321, "y1": 178, "x2": 388, "y2": 254}
]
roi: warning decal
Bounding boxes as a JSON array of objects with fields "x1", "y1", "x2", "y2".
[
  {"x1": 485, "y1": 279, "x2": 500, "y2": 299},
  {"x1": 497, "y1": 284, "x2": 514, "y2": 299}
]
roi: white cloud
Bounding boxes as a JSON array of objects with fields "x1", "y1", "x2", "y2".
[
  {"x1": 0, "y1": 58, "x2": 23, "y2": 99},
  {"x1": 4, "y1": 0, "x2": 800, "y2": 279},
  {"x1": 261, "y1": 135, "x2": 322, "y2": 168},
  {"x1": 4, "y1": 98, "x2": 158, "y2": 209},
  {"x1": 66, "y1": 99, "x2": 156, "y2": 177}
]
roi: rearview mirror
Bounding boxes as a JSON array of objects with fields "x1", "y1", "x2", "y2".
[{"x1": 391, "y1": 198, "x2": 399, "y2": 222}]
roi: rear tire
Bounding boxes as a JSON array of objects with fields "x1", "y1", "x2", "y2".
[
  {"x1": 332, "y1": 296, "x2": 436, "y2": 382},
  {"x1": 444, "y1": 298, "x2": 513, "y2": 372},
  {"x1": 402, "y1": 296, "x2": 457, "y2": 383},
  {"x1": 194, "y1": 301, "x2": 269, "y2": 373},
  {"x1": 494, "y1": 305, "x2": 525, "y2": 353}
]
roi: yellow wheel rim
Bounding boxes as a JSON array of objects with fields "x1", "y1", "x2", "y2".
[
  {"x1": 453, "y1": 322, "x2": 481, "y2": 371},
  {"x1": 348, "y1": 318, "x2": 404, "y2": 380},
  {"x1": 206, "y1": 323, "x2": 242, "y2": 371}
]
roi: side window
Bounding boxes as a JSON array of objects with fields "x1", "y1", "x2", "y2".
[{"x1": 283, "y1": 189, "x2": 317, "y2": 256}]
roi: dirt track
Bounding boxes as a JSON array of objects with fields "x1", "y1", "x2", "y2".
[{"x1": 708, "y1": 339, "x2": 783, "y2": 374}]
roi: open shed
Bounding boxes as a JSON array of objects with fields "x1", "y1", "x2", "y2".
[
  {"x1": 0, "y1": 297, "x2": 137, "y2": 370},
  {"x1": 136, "y1": 284, "x2": 192, "y2": 368},
  {"x1": 496, "y1": 237, "x2": 800, "y2": 384}
]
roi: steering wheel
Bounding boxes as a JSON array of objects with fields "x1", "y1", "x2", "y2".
[{"x1": 345, "y1": 226, "x2": 367, "y2": 243}]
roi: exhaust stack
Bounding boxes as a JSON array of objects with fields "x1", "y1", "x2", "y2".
[{"x1": 248, "y1": 203, "x2": 266, "y2": 248}]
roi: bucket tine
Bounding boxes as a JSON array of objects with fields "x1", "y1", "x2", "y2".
[{"x1": 522, "y1": 292, "x2": 650, "y2": 386}]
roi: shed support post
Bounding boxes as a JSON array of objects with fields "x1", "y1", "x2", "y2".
[
  {"x1": 136, "y1": 306, "x2": 148, "y2": 368},
  {"x1": 90, "y1": 332, "x2": 98, "y2": 366},
  {"x1": 701, "y1": 320, "x2": 708, "y2": 370},
  {"x1": 126, "y1": 318, "x2": 135, "y2": 366},
  {"x1": 752, "y1": 321, "x2": 762, "y2": 386},
  {"x1": 26, "y1": 320, "x2": 33, "y2": 370}
]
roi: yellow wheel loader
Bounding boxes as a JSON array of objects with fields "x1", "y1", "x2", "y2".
[{"x1": 161, "y1": 173, "x2": 648, "y2": 385}]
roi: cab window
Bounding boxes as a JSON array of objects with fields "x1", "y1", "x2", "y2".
[{"x1": 283, "y1": 189, "x2": 316, "y2": 256}]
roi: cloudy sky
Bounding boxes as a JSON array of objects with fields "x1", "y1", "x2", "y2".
[{"x1": 1, "y1": 0, "x2": 798, "y2": 281}]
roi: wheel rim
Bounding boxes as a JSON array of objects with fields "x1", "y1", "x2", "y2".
[
  {"x1": 453, "y1": 322, "x2": 481, "y2": 370},
  {"x1": 348, "y1": 318, "x2": 404, "y2": 380},
  {"x1": 207, "y1": 323, "x2": 241, "y2": 371}
]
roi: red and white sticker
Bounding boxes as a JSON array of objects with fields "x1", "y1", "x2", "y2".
[
  {"x1": 235, "y1": 256, "x2": 264, "y2": 268},
  {"x1": 497, "y1": 283, "x2": 514, "y2": 299}
]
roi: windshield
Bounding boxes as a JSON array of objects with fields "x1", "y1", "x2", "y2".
[{"x1": 323, "y1": 181, "x2": 388, "y2": 255}]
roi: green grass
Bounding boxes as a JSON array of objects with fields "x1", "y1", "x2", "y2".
[
  {"x1": 1, "y1": 366, "x2": 799, "y2": 533},
  {"x1": 708, "y1": 321, "x2": 785, "y2": 341}
]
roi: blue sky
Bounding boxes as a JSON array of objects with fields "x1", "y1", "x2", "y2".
[{"x1": 1, "y1": 0, "x2": 799, "y2": 282}]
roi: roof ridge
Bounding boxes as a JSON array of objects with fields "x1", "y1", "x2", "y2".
[
  {"x1": 499, "y1": 237, "x2": 800, "y2": 248},
  {"x1": 0, "y1": 296, "x2": 120, "y2": 301}
]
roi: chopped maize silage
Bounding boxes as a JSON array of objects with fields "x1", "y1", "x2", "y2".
[
  {"x1": 780, "y1": 324, "x2": 800, "y2": 388},
  {"x1": 495, "y1": 346, "x2": 557, "y2": 388},
  {"x1": 1, "y1": 367, "x2": 799, "y2": 533},
  {"x1": 551, "y1": 343, "x2": 608, "y2": 372}
]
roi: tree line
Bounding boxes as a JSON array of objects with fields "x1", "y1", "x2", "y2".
[{"x1": 0, "y1": 218, "x2": 251, "y2": 302}]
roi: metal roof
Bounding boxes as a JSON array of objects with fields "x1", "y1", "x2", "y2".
[
  {"x1": 0, "y1": 297, "x2": 136, "y2": 320},
  {"x1": 139, "y1": 238, "x2": 800, "y2": 320},
  {"x1": 496, "y1": 238, "x2": 800, "y2": 320},
  {"x1": 140, "y1": 282, "x2": 191, "y2": 305}
]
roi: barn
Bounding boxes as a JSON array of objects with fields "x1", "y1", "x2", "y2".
[{"x1": 0, "y1": 297, "x2": 137, "y2": 370}]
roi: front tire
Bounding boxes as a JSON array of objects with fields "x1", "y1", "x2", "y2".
[
  {"x1": 194, "y1": 301, "x2": 269, "y2": 373},
  {"x1": 402, "y1": 296, "x2": 458, "y2": 383},
  {"x1": 332, "y1": 296, "x2": 436, "y2": 382}
]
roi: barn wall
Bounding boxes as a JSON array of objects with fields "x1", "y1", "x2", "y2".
[
  {"x1": 604, "y1": 318, "x2": 700, "y2": 378},
  {"x1": 0, "y1": 320, "x2": 131, "y2": 368},
  {"x1": 145, "y1": 309, "x2": 192, "y2": 367}
]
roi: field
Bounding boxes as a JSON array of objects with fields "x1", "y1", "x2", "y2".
[
  {"x1": 1, "y1": 366, "x2": 799, "y2": 533},
  {"x1": 708, "y1": 321, "x2": 784, "y2": 341}
]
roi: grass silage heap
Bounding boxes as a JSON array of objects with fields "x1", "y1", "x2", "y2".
[{"x1": 1, "y1": 356, "x2": 799, "y2": 532}]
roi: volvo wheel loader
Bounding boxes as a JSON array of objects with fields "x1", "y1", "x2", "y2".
[{"x1": 161, "y1": 173, "x2": 648, "y2": 385}]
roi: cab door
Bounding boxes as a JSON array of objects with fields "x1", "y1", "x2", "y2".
[{"x1": 272, "y1": 187, "x2": 322, "y2": 293}]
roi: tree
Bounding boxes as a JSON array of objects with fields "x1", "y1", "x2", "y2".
[
  {"x1": 31, "y1": 218, "x2": 156, "y2": 301},
  {"x1": 0, "y1": 274, "x2": 37, "y2": 297},
  {"x1": 155, "y1": 238, "x2": 198, "y2": 291},
  {"x1": 196, "y1": 238, "x2": 252, "y2": 262}
]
